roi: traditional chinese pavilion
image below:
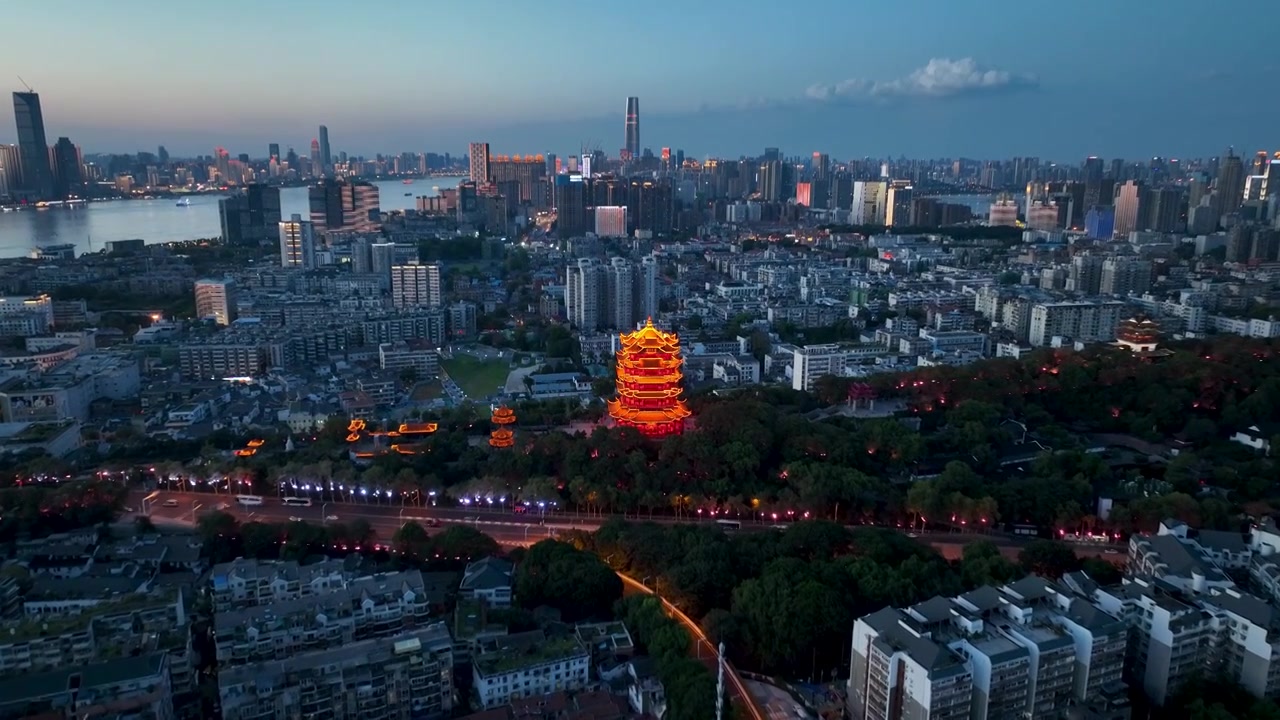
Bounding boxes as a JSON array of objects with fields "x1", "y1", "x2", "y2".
[
  {"x1": 607, "y1": 318, "x2": 691, "y2": 438},
  {"x1": 489, "y1": 406, "x2": 515, "y2": 448}
]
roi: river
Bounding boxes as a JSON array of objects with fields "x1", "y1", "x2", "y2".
[{"x1": 0, "y1": 176, "x2": 466, "y2": 259}]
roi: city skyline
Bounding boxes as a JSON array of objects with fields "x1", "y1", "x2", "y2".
[{"x1": 2, "y1": 0, "x2": 1278, "y2": 159}]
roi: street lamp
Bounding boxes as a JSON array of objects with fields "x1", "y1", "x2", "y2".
[{"x1": 322, "y1": 503, "x2": 330, "y2": 523}]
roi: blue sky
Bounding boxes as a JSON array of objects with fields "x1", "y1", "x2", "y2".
[{"x1": 3, "y1": 0, "x2": 1278, "y2": 161}]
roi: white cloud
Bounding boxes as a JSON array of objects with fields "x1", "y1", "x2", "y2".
[{"x1": 808, "y1": 58, "x2": 1037, "y2": 102}]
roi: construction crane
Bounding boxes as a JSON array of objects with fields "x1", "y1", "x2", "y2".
[{"x1": 17, "y1": 76, "x2": 33, "y2": 92}]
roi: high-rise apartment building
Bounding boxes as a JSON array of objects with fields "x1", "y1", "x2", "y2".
[
  {"x1": 488, "y1": 154, "x2": 547, "y2": 205},
  {"x1": 848, "y1": 577, "x2": 1122, "y2": 720},
  {"x1": 759, "y1": 160, "x2": 783, "y2": 201},
  {"x1": 1028, "y1": 300, "x2": 1126, "y2": 346},
  {"x1": 0, "y1": 144, "x2": 19, "y2": 199},
  {"x1": 1099, "y1": 257, "x2": 1152, "y2": 297},
  {"x1": 391, "y1": 263, "x2": 443, "y2": 309},
  {"x1": 594, "y1": 206, "x2": 628, "y2": 237},
  {"x1": 317, "y1": 124, "x2": 331, "y2": 172},
  {"x1": 469, "y1": 142, "x2": 491, "y2": 185},
  {"x1": 624, "y1": 97, "x2": 640, "y2": 160},
  {"x1": 194, "y1": 278, "x2": 238, "y2": 326},
  {"x1": 12, "y1": 91, "x2": 53, "y2": 201},
  {"x1": 1081, "y1": 156, "x2": 1105, "y2": 211},
  {"x1": 219, "y1": 184, "x2": 282, "y2": 245},
  {"x1": 626, "y1": 179, "x2": 674, "y2": 236},
  {"x1": 308, "y1": 179, "x2": 380, "y2": 234},
  {"x1": 565, "y1": 256, "x2": 657, "y2": 331},
  {"x1": 278, "y1": 214, "x2": 317, "y2": 269},
  {"x1": 566, "y1": 259, "x2": 602, "y2": 330},
  {"x1": 1113, "y1": 180, "x2": 1142, "y2": 235}
]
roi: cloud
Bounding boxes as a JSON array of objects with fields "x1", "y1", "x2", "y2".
[{"x1": 807, "y1": 58, "x2": 1037, "y2": 103}]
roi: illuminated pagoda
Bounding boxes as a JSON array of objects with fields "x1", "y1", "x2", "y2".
[
  {"x1": 607, "y1": 318, "x2": 691, "y2": 439},
  {"x1": 489, "y1": 406, "x2": 516, "y2": 449},
  {"x1": 1115, "y1": 316, "x2": 1161, "y2": 353}
]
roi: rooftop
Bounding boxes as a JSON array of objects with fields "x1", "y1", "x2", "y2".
[{"x1": 474, "y1": 630, "x2": 588, "y2": 677}]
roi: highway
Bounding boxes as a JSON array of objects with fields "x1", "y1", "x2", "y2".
[{"x1": 131, "y1": 488, "x2": 1122, "y2": 561}]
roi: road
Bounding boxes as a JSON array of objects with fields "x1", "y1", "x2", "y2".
[
  {"x1": 132, "y1": 489, "x2": 1123, "y2": 561},
  {"x1": 617, "y1": 572, "x2": 765, "y2": 720}
]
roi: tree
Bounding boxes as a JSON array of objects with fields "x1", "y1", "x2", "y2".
[
  {"x1": 392, "y1": 521, "x2": 431, "y2": 557},
  {"x1": 959, "y1": 540, "x2": 1020, "y2": 588},
  {"x1": 430, "y1": 525, "x2": 500, "y2": 560},
  {"x1": 514, "y1": 540, "x2": 621, "y2": 621},
  {"x1": 134, "y1": 515, "x2": 156, "y2": 534},
  {"x1": 1018, "y1": 539, "x2": 1081, "y2": 578}
]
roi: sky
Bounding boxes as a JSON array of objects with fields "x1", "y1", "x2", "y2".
[{"x1": 2, "y1": 0, "x2": 1278, "y2": 162}]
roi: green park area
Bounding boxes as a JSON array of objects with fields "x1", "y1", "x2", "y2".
[{"x1": 441, "y1": 355, "x2": 511, "y2": 399}]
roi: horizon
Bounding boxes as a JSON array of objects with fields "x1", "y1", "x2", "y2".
[{"x1": 2, "y1": 0, "x2": 1279, "y2": 161}]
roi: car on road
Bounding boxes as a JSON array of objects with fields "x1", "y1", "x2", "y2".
[
  {"x1": 325, "y1": 515, "x2": 338, "y2": 521},
  {"x1": 1104, "y1": 548, "x2": 1120, "y2": 555},
  {"x1": 216, "y1": 503, "x2": 229, "y2": 510},
  {"x1": 122, "y1": 506, "x2": 134, "y2": 513},
  {"x1": 162, "y1": 499, "x2": 179, "y2": 507},
  {"x1": 288, "y1": 516, "x2": 303, "y2": 522},
  {"x1": 425, "y1": 518, "x2": 440, "y2": 527}
]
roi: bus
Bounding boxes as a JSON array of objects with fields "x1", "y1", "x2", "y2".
[
  {"x1": 282, "y1": 497, "x2": 313, "y2": 507},
  {"x1": 236, "y1": 495, "x2": 264, "y2": 506},
  {"x1": 716, "y1": 519, "x2": 741, "y2": 530}
]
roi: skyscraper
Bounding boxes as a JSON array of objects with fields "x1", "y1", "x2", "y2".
[
  {"x1": 554, "y1": 174, "x2": 589, "y2": 237},
  {"x1": 318, "y1": 125, "x2": 331, "y2": 171},
  {"x1": 51, "y1": 137, "x2": 81, "y2": 199},
  {"x1": 268, "y1": 143, "x2": 280, "y2": 161},
  {"x1": 1081, "y1": 156, "x2": 1105, "y2": 212},
  {"x1": 219, "y1": 184, "x2": 283, "y2": 245},
  {"x1": 278, "y1": 214, "x2": 317, "y2": 269},
  {"x1": 0, "y1": 144, "x2": 17, "y2": 199},
  {"x1": 1113, "y1": 180, "x2": 1142, "y2": 235},
  {"x1": 468, "y1": 142, "x2": 490, "y2": 185},
  {"x1": 308, "y1": 179, "x2": 380, "y2": 234},
  {"x1": 12, "y1": 91, "x2": 53, "y2": 201},
  {"x1": 1216, "y1": 148, "x2": 1246, "y2": 216},
  {"x1": 309, "y1": 139, "x2": 322, "y2": 177},
  {"x1": 624, "y1": 97, "x2": 640, "y2": 160},
  {"x1": 885, "y1": 182, "x2": 914, "y2": 227}
]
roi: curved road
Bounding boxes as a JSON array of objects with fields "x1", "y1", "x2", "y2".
[{"x1": 617, "y1": 572, "x2": 764, "y2": 720}]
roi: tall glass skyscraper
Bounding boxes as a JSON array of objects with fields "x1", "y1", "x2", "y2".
[
  {"x1": 624, "y1": 97, "x2": 639, "y2": 160},
  {"x1": 12, "y1": 91, "x2": 54, "y2": 201},
  {"x1": 318, "y1": 125, "x2": 331, "y2": 170}
]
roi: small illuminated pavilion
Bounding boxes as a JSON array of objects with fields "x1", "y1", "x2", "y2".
[
  {"x1": 489, "y1": 406, "x2": 516, "y2": 448},
  {"x1": 607, "y1": 318, "x2": 691, "y2": 438}
]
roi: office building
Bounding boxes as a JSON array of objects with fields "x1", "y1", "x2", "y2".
[
  {"x1": 268, "y1": 142, "x2": 280, "y2": 161},
  {"x1": 51, "y1": 136, "x2": 81, "y2": 199},
  {"x1": 391, "y1": 263, "x2": 442, "y2": 309},
  {"x1": 317, "y1": 124, "x2": 331, "y2": 172},
  {"x1": 469, "y1": 142, "x2": 491, "y2": 185},
  {"x1": 308, "y1": 179, "x2": 380, "y2": 234},
  {"x1": 1028, "y1": 300, "x2": 1126, "y2": 346},
  {"x1": 1084, "y1": 206, "x2": 1115, "y2": 239},
  {"x1": 12, "y1": 91, "x2": 54, "y2": 201},
  {"x1": 1113, "y1": 181, "x2": 1141, "y2": 235},
  {"x1": 1082, "y1": 156, "x2": 1106, "y2": 212},
  {"x1": 595, "y1": 206, "x2": 628, "y2": 237},
  {"x1": 554, "y1": 174, "x2": 589, "y2": 237},
  {"x1": 448, "y1": 301, "x2": 478, "y2": 339},
  {"x1": 1217, "y1": 148, "x2": 1246, "y2": 216},
  {"x1": 626, "y1": 179, "x2": 674, "y2": 236},
  {"x1": 219, "y1": 184, "x2": 282, "y2": 245},
  {"x1": 885, "y1": 182, "x2": 914, "y2": 227},
  {"x1": 278, "y1": 214, "x2": 317, "y2": 269},
  {"x1": 194, "y1": 278, "x2": 238, "y2": 325},
  {"x1": 624, "y1": 97, "x2": 640, "y2": 160},
  {"x1": 1099, "y1": 258, "x2": 1152, "y2": 297},
  {"x1": 488, "y1": 154, "x2": 547, "y2": 204},
  {"x1": 852, "y1": 181, "x2": 888, "y2": 225}
]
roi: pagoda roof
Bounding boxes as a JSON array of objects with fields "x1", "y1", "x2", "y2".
[{"x1": 619, "y1": 318, "x2": 681, "y2": 351}]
